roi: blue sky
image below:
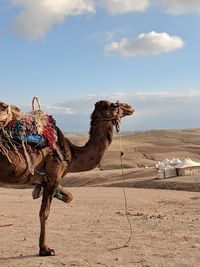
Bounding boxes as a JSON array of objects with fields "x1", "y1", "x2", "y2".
[{"x1": 0, "y1": 0, "x2": 200, "y2": 132}]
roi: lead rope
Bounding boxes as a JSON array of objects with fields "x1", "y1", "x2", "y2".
[{"x1": 118, "y1": 128, "x2": 133, "y2": 248}]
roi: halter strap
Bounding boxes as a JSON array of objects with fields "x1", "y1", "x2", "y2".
[{"x1": 100, "y1": 102, "x2": 121, "y2": 133}]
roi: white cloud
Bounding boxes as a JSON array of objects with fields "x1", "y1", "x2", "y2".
[
  {"x1": 11, "y1": 0, "x2": 150, "y2": 40},
  {"x1": 15, "y1": 91, "x2": 200, "y2": 131},
  {"x1": 113, "y1": 92, "x2": 128, "y2": 98},
  {"x1": 104, "y1": 31, "x2": 184, "y2": 57},
  {"x1": 97, "y1": 0, "x2": 149, "y2": 15},
  {"x1": 36, "y1": 91, "x2": 200, "y2": 132},
  {"x1": 156, "y1": 0, "x2": 200, "y2": 15},
  {"x1": 10, "y1": 0, "x2": 200, "y2": 40},
  {"x1": 131, "y1": 90, "x2": 200, "y2": 129},
  {"x1": 8, "y1": 0, "x2": 200, "y2": 41},
  {"x1": 12, "y1": 0, "x2": 95, "y2": 39},
  {"x1": 45, "y1": 104, "x2": 75, "y2": 114}
]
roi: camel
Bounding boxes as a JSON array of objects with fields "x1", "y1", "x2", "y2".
[{"x1": 0, "y1": 100, "x2": 134, "y2": 256}]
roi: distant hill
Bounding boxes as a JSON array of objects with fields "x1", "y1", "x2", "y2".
[
  {"x1": 62, "y1": 129, "x2": 200, "y2": 191},
  {"x1": 65, "y1": 129, "x2": 200, "y2": 170}
]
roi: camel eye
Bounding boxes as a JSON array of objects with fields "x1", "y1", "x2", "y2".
[{"x1": 100, "y1": 101, "x2": 108, "y2": 110}]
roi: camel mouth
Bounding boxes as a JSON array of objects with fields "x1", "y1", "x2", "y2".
[{"x1": 119, "y1": 103, "x2": 134, "y2": 116}]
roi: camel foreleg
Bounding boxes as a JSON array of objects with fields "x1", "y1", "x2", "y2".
[{"x1": 39, "y1": 182, "x2": 58, "y2": 256}]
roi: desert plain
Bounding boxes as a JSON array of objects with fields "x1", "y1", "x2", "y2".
[{"x1": 0, "y1": 129, "x2": 200, "y2": 267}]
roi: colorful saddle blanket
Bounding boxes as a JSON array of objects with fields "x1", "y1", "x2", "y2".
[{"x1": 5, "y1": 111, "x2": 58, "y2": 151}]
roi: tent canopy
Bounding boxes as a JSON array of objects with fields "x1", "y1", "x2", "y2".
[{"x1": 175, "y1": 158, "x2": 200, "y2": 169}]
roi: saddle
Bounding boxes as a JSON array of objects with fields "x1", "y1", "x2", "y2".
[
  {"x1": 0, "y1": 97, "x2": 57, "y2": 150},
  {"x1": 0, "y1": 97, "x2": 70, "y2": 171}
]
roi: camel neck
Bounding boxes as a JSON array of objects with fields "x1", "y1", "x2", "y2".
[
  {"x1": 68, "y1": 120, "x2": 114, "y2": 172},
  {"x1": 87, "y1": 119, "x2": 114, "y2": 146}
]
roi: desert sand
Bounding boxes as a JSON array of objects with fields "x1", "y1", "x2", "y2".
[
  {"x1": 0, "y1": 129, "x2": 200, "y2": 266},
  {"x1": 0, "y1": 187, "x2": 200, "y2": 267}
]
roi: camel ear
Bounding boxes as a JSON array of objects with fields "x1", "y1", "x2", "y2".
[
  {"x1": 95, "y1": 101, "x2": 101, "y2": 108},
  {"x1": 95, "y1": 101, "x2": 108, "y2": 110}
]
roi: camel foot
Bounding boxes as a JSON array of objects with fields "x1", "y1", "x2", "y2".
[
  {"x1": 32, "y1": 186, "x2": 43, "y2": 199},
  {"x1": 39, "y1": 248, "x2": 55, "y2": 256},
  {"x1": 54, "y1": 189, "x2": 73, "y2": 203}
]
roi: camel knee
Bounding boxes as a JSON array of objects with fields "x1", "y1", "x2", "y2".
[{"x1": 39, "y1": 210, "x2": 50, "y2": 221}]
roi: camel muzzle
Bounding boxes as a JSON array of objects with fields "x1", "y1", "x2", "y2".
[{"x1": 118, "y1": 103, "x2": 134, "y2": 117}]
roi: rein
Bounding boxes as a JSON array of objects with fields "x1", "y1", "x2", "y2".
[{"x1": 101, "y1": 115, "x2": 121, "y2": 130}]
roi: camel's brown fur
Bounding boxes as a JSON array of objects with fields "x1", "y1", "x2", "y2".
[{"x1": 0, "y1": 100, "x2": 134, "y2": 256}]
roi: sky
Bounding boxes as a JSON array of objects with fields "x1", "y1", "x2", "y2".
[{"x1": 0, "y1": 0, "x2": 200, "y2": 132}]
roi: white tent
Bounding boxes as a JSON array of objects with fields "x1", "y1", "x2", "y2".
[
  {"x1": 156, "y1": 157, "x2": 200, "y2": 178},
  {"x1": 164, "y1": 164, "x2": 177, "y2": 178},
  {"x1": 170, "y1": 158, "x2": 182, "y2": 166},
  {"x1": 175, "y1": 158, "x2": 200, "y2": 168},
  {"x1": 156, "y1": 161, "x2": 177, "y2": 179},
  {"x1": 157, "y1": 169, "x2": 165, "y2": 179},
  {"x1": 175, "y1": 158, "x2": 200, "y2": 176}
]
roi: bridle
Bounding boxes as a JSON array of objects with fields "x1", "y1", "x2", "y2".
[
  {"x1": 113, "y1": 100, "x2": 121, "y2": 133},
  {"x1": 100, "y1": 101, "x2": 121, "y2": 133}
]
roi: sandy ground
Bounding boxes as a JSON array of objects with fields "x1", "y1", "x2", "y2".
[
  {"x1": 0, "y1": 187, "x2": 200, "y2": 267},
  {"x1": 1, "y1": 128, "x2": 200, "y2": 266}
]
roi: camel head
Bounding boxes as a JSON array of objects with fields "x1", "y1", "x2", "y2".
[{"x1": 91, "y1": 100, "x2": 134, "y2": 132}]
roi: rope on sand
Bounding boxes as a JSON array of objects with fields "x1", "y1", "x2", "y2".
[
  {"x1": 119, "y1": 141, "x2": 133, "y2": 248},
  {"x1": 0, "y1": 224, "x2": 13, "y2": 228},
  {"x1": 110, "y1": 123, "x2": 133, "y2": 251}
]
